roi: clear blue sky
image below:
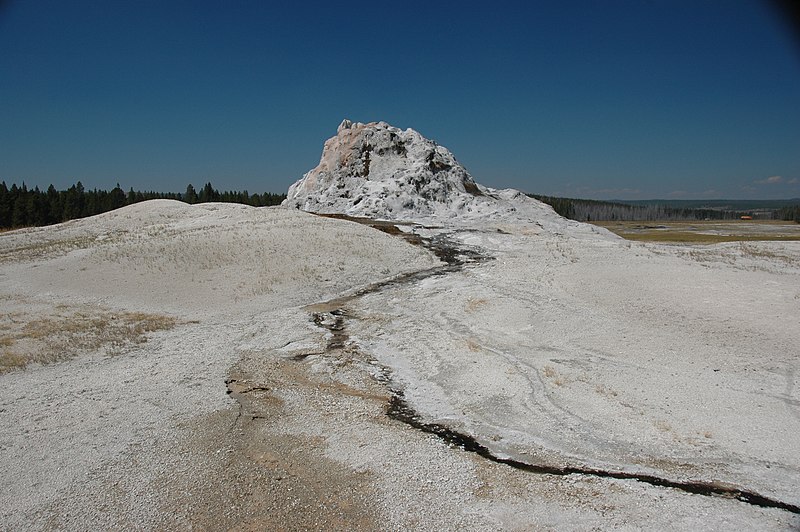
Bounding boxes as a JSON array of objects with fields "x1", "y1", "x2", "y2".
[{"x1": 1, "y1": 0, "x2": 798, "y2": 200}]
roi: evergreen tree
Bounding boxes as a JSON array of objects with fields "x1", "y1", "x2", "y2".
[
  {"x1": 12, "y1": 194, "x2": 27, "y2": 227},
  {"x1": 198, "y1": 182, "x2": 219, "y2": 203},
  {"x1": 184, "y1": 184, "x2": 198, "y2": 204},
  {"x1": 0, "y1": 182, "x2": 11, "y2": 227},
  {"x1": 109, "y1": 183, "x2": 126, "y2": 210}
]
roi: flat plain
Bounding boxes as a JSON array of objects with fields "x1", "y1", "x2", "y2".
[{"x1": 592, "y1": 219, "x2": 800, "y2": 243}]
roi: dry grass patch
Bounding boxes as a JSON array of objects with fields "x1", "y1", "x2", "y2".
[
  {"x1": 465, "y1": 338, "x2": 482, "y2": 352},
  {"x1": 593, "y1": 220, "x2": 800, "y2": 243},
  {"x1": 464, "y1": 298, "x2": 488, "y2": 313},
  {"x1": 738, "y1": 243, "x2": 796, "y2": 264},
  {"x1": 1, "y1": 306, "x2": 179, "y2": 373},
  {"x1": 0, "y1": 235, "x2": 97, "y2": 264},
  {"x1": 541, "y1": 365, "x2": 569, "y2": 386},
  {"x1": 0, "y1": 351, "x2": 27, "y2": 371},
  {"x1": 595, "y1": 383, "x2": 619, "y2": 397},
  {"x1": 654, "y1": 420, "x2": 673, "y2": 433}
]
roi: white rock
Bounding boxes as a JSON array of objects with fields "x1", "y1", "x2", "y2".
[{"x1": 283, "y1": 120, "x2": 564, "y2": 227}]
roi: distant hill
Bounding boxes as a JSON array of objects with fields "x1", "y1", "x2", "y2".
[
  {"x1": 529, "y1": 194, "x2": 800, "y2": 222},
  {"x1": 612, "y1": 199, "x2": 800, "y2": 211}
]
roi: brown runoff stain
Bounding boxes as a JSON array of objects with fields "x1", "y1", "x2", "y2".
[{"x1": 156, "y1": 355, "x2": 382, "y2": 531}]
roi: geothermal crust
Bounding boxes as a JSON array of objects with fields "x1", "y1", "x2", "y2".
[{"x1": 2, "y1": 121, "x2": 800, "y2": 530}]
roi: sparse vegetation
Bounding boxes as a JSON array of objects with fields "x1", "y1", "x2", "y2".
[
  {"x1": 595, "y1": 384, "x2": 619, "y2": 397},
  {"x1": 0, "y1": 304, "x2": 179, "y2": 373},
  {"x1": 464, "y1": 298, "x2": 488, "y2": 313},
  {"x1": 542, "y1": 365, "x2": 568, "y2": 386},
  {"x1": 737, "y1": 243, "x2": 796, "y2": 265},
  {"x1": 465, "y1": 338, "x2": 482, "y2": 352},
  {"x1": 592, "y1": 220, "x2": 800, "y2": 243},
  {"x1": 0, "y1": 235, "x2": 97, "y2": 264}
]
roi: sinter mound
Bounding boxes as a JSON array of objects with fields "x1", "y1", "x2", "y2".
[{"x1": 283, "y1": 119, "x2": 550, "y2": 222}]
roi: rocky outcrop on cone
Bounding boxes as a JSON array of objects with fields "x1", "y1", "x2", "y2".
[{"x1": 284, "y1": 119, "x2": 551, "y2": 222}]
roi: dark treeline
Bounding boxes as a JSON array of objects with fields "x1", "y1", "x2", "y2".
[
  {"x1": 529, "y1": 194, "x2": 799, "y2": 222},
  {"x1": 777, "y1": 205, "x2": 800, "y2": 223},
  {"x1": 0, "y1": 181, "x2": 286, "y2": 229}
]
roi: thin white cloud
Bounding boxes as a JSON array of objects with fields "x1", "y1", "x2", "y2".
[
  {"x1": 754, "y1": 175, "x2": 783, "y2": 185},
  {"x1": 789, "y1": 177, "x2": 799, "y2": 184}
]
